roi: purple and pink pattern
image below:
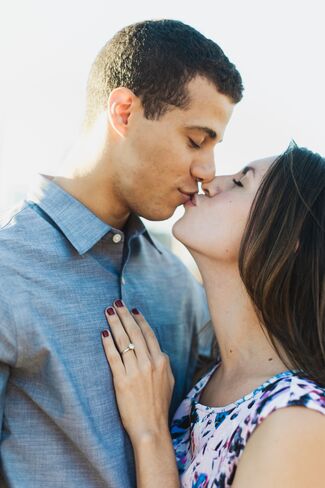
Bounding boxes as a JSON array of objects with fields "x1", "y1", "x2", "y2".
[{"x1": 171, "y1": 364, "x2": 325, "y2": 487}]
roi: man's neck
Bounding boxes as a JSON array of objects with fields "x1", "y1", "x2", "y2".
[
  {"x1": 53, "y1": 174, "x2": 130, "y2": 229},
  {"x1": 53, "y1": 127, "x2": 130, "y2": 230}
]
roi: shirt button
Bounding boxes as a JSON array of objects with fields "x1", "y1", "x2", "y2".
[
  {"x1": 112, "y1": 233, "x2": 122, "y2": 244},
  {"x1": 121, "y1": 276, "x2": 126, "y2": 285}
]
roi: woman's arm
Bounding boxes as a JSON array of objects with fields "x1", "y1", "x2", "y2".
[
  {"x1": 132, "y1": 431, "x2": 180, "y2": 488},
  {"x1": 232, "y1": 407, "x2": 325, "y2": 488},
  {"x1": 101, "y1": 301, "x2": 180, "y2": 488}
]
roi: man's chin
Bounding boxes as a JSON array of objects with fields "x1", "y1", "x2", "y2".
[{"x1": 140, "y1": 207, "x2": 176, "y2": 222}]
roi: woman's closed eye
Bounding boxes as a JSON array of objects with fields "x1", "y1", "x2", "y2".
[
  {"x1": 188, "y1": 138, "x2": 201, "y2": 149},
  {"x1": 233, "y1": 178, "x2": 244, "y2": 187}
]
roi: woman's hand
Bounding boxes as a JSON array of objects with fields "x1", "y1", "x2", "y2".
[{"x1": 101, "y1": 300, "x2": 175, "y2": 445}]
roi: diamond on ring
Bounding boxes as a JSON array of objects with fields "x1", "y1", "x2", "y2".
[{"x1": 121, "y1": 343, "x2": 135, "y2": 355}]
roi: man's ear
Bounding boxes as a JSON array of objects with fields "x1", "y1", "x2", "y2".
[{"x1": 107, "y1": 87, "x2": 136, "y2": 137}]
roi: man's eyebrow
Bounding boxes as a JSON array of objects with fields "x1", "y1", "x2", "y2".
[
  {"x1": 242, "y1": 166, "x2": 255, "y2": 176},
  {"x1": 186, "y1": 125, "x2": 217, "y2": 140}
]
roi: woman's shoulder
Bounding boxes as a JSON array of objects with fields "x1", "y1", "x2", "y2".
[
  {"x1": 230, "y1": 375, "x2": 325, "y2": 487},
  {"x1": 250, "y1": 373, "x2": 325, "y2": 422},
  {"x1": 231, "y1": 404, "x2": 325, "y2": 488},
  {"x1": 287, "y1": 374, "x2": 325, "y2": 408}
]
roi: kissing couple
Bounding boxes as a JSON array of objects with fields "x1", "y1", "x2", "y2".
[{"x1": 0, "y1": 19, "x2": 324, "y2": 488}]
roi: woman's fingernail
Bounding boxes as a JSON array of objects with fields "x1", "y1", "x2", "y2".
[
  {"x1": 114, "y1": 299, "x2": 124, "y2": 308},
  {"x1": 106, "y1": 307, "x2": 115, "y2": 316},
  {"x1": 131, "y1": 308, "x2": 140, "y2": 315},
  {"x1": 102, "y1": 330, "x2": 109, "y2": 338}
]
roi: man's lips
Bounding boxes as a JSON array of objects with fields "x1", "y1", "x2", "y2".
[{"x1": 179, "y1": 190, "x2": 197, "y2": 206}]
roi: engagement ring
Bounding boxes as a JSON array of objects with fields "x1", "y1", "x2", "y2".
[{"x1": 121, "y1": 343, "x2": 135, "y2": 355}]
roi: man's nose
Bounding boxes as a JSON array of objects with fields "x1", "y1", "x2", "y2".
[{"x1": 191, "y1": 154, "x2": 216, "y2": 184}]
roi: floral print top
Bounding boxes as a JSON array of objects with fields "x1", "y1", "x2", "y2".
[{"x1": 171, "y1": 363, "x2": 325, "y2": 488}]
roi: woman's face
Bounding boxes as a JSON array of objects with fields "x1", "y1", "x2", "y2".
[{"x1": 172, "y1": 156, "x2": 276, "y2": 262}]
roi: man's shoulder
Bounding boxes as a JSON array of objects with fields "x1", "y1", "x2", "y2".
[
  {"x1": 0, "y1": 201, "x2": 46, "y2": 261},
  {"x1": 0, "y1": 200, "x2": 53, "y2": 240},
  {"x1": 0, "y1": 201, "x2": 31, "y2": 234}
]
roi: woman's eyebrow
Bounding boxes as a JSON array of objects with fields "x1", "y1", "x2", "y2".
[{"x1": 242, "y1": 166, "x2": 255, "y2": 176}]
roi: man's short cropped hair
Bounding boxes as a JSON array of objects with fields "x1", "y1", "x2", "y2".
[{"x1": 84, "y1": 19, "x2": 244, "y2": 128}]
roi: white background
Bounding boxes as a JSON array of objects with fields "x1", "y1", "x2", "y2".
[{"x1": 0, "y1": 0, "x2": 324, "y2": 237}]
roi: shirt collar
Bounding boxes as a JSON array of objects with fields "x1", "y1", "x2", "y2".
[
  {"x1": 27, "y1": 175, "x2": 163, "y2": 255},
  {"x1": 125, "y1": 213, "x2": 163, "y2": 254}
]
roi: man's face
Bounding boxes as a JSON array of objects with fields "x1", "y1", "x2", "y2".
[{"x1": 113, "y1": 76, "x2": 235, "y2": 221}]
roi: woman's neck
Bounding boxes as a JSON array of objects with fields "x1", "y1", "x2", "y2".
[{"x1": 196, "y1": 254, "x2": 288, "y2": 382}]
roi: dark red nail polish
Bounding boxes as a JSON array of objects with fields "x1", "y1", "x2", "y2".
[
  {"x1": 102, "y1": 330, "x2": 109, "y2": 338},
  {"x1": 114, "y1": 300, "x2": 124, "y2": 308},
  {"x1": 132, "y1": 308, "x2": 140, "y2": 315},
  {"x1": 106, "y1": 307, "x2": 115, "y2": 316}
]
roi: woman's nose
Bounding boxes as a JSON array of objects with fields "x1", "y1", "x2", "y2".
[
  {"x1": 202, "y1": 174, "x2": 233, "y2": 196},
  {"x1": 202, "y1": 176, "x2": 221, "y2": 197}
]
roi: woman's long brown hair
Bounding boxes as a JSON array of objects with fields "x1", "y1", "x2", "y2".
[
  {"x1": 194, "y1": 143, "x2": 325, "y2": 386},
  {"x1": 239, "y1": 143, "x2": 325, "y2": 385}
]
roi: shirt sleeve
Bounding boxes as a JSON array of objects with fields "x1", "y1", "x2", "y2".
[{"x1": 0, "y1": 294, "x2": 18, "y2": 437}]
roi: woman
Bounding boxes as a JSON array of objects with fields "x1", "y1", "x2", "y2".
[{"x1": 101, "y1": 144, "x2": 325, "y2": 487}]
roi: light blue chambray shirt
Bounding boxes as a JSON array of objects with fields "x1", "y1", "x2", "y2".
[{"x1": 0, "y1": 175, "x2": 209, "y2": 487}]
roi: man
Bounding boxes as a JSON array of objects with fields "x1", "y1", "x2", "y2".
[{"x1": 0, "y1": 20, "x2": 243, "y2": 487}]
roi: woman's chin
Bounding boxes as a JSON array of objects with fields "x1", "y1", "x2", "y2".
[
  {"x1": 172, "y1": 220, "x2": 198, "y2": 251},
  {"x1": 172, "y1": 219, "x2": 187, "y2": 243}
]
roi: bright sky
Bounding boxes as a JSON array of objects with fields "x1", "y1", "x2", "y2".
[{"x1": 0, "y1": 0, "x2": 324, "y2": 235}]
